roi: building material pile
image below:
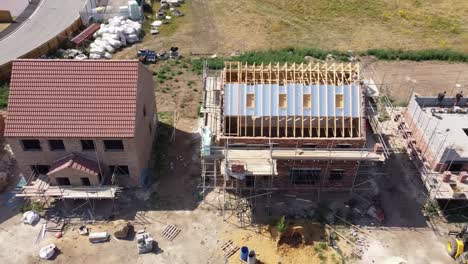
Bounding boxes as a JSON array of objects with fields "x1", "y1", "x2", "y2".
[
  {"x1": 89, "y1": 16, "x2": 141, "y2": 59},
  {"x1": 136, "y1": 232, "x2": 154, "y2": 254},
  {"x1": 39, "y1": 244, "x2": 56, "y2": 260},
  {"x1": 114, "y1": 221, "x2": 132, "y2": 239},
  {"x1": 55, "y1": 49, "x2": 87, "y2": 59}
]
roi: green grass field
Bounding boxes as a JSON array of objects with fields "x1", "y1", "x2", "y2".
[{"x1": 208, "y1": 0, "x2": 468, "y2": 52}]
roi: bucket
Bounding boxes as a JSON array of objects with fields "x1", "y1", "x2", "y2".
[
  {"x1": 248, "y1": 250, "x2": 256, "y2": 264},
  {"x1": 240, "y1": 246, "x2": 249, "y2": 261}
]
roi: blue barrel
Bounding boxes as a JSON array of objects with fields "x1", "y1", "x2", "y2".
[{"x1": 240, "y1": 246, "x2": 249, "y2": 261}]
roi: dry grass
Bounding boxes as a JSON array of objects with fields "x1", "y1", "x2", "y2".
[
  {"x1": 204, "y1": 0, "x2": 468, "y2": 53},
  {"x1": 116, "y1": 0, "x2": 468, "y2": 57}
]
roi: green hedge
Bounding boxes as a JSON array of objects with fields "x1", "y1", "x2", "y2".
[
  {"x1": 363, "y1": 49, "x2": 468, "y2": 62},
  {"x1": 192, "y1": 48, "x2": 468, "y2": 71},
  {"x1": 0, "y1": 82, "x2": 9, "y2": 109}
]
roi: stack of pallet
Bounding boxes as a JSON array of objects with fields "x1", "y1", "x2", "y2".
[{"x1": 45, "y1": 217, "x2": 64, "y2": 233}]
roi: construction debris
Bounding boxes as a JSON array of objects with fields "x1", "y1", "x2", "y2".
[
  {"x1": 136, "y1": 232, "x2": 155, "y2": 254},
  {"x1": 278, "y1": 226, "x2": 305, "y2": 247},
  {"x1": 89, "y1": 232, "x2": 110, "y2": 243},
  {"x1": 221, "y1": 240, "x2": 239, "y2": 259},
  {"x1": 46, "y1": 217, "x2": 65, "y2": 233},
  {"x1": 161, "y1": 224, "x2": 181, "y2": 241},
  {"x1": 169, "y1": 47, "x2": 181, "y2": 59},
  {"x1": 22, "y1": 211, "x2": 39, "y2": 225},
  {"x1": 114, "y1": 221, "x2": 132, "y2": 239},
  {"x1": 55, "y1": 49, "x2": 87, "y2": 59},
  {"x1": 172, "y1": 9, "x2": 184, "y2": 17},
  {"x1": 39, "y1": 244, "x2": 56, "y2": 260},
  {"x1": 79, "y1": 225, "x2": 88, "y2": 235},
  {"x1": 89, "y1": 16, "x2": 142, "y2": 59}
]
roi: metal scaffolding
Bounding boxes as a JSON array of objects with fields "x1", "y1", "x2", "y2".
[{"x1": 198, "y1": 62, "x2": 389, "y2": 228}]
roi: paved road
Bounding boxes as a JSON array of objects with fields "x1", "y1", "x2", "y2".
[
  {"x1": 0, "y1": 0, "x2": 87, "y2": 68},
  {"x1": 0, "y1": 0, "x2": 29, "y2": 17}
]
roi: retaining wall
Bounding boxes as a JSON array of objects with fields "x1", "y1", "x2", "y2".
[{"x1": 0, "y1": 18, "x2": 82, "y2": 80}]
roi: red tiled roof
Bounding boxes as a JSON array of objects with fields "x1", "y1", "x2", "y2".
[
  {"x1": 5, "y1": 59, "x2": 141, "y2": 138},
  {"x1": 48, "y1": 153, "x2": 100, "y2": 176}
]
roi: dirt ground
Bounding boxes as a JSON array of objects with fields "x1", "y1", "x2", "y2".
[
  {"x1": 224, "y1": 221, "x2": 342, "y2": 264},
  {"x1": 363, "y1": 59, "x2": 468, "y2": 104},
  {"x1": 2, "y1": 1, "x2": 468, "y2": 263}
]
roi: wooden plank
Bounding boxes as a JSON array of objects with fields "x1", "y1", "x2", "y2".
[
  {"x1": 277, "y1": 63, "x2": 280, "y2": 137},
  {"x1": 221, "y1": 240, "x2": 239, "y2": 259},
  {"x1": 285, "y1": 62, "x2": 288, "y2": 138},
  {"x1": 161, "y1": 224, "x2": 181, "y2": 241},
  {"x1": 317, "y1": 64, "x2": 321, "y2": 137},
  {"x1": 269, "y1": 63, "x2": 272, "y2": 137},
  {"x1": 309, "y1": 64, "x2": 313, "y2": 137},
  {"x1": 260, "y1": 63, "x2": 264, "y2": 137},
  {"x1": 237, "y1": 62, "x2": 241, "y2": 136},
  {"x1": 293, "y1": 63, "x2": 296, "y2": 138},
  {"x1": 244, "y1": 62, "x2": 248, "y2": 137},
  {"x1": 325, "y1": 63, "x2": 328, "y2": 137},
  {"x1": 342, "y1": 63, "x2": 346, "y2": 137},
  {"x1": 333, "y1": 63, "x2": 337, "y2": 137},
  {"x1": 356, "y1": 63, "x2": 362, "y2": 137}
]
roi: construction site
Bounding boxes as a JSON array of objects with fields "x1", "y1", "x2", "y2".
[
  {"x1": 401, "y1": 93, "x2": 468, "y2": 205},
  {"x1": 198, "y1": 62, "x2": 390, "y2": 227},
  {"x1": 2, "y1": 1, "x2": 468, "y2": 264}
]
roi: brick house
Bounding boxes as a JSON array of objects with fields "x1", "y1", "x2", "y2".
[
  {"x1": 201, "y1": 62, "x2": 382, "y2": 193},
  {"x1": 5, "y1": 59, "x2": 157, "y2": 187}
]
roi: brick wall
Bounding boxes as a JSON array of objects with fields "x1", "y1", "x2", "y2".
[
  {"x1": 48, "y1": 167, "x2": 100, "y2": 186},
  {"x1": 7, "y1": 137, "x2": 140, "y2": 186},
  {"x1": 404, "y1": 111, "x2": 445, "y2": 171},
  {"x1": 274, "y1": 159, "x2": 358, "y2": 189},
  {"x1": 210, "y1": 159, "x2": 359, "y2": 190},
  {"x1": 6, "y1": 64, "x2": 157, "y2": 187},
  {"x1": 133, "y1": 64, "x2": 157, "y2": 183}
]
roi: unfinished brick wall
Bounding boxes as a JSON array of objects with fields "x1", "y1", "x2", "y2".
[
  {"x1": 209, "y1": 159, "x2": 359, "y2": 191},
  {"x1": 48, "y1": 167, "x2": 100, "y2": 186},
  {"x1": 274, "y1": 159, "x2": 358, "y2": 189},
  {"x1": 404, "y1": 111, "x2": 442, "y2": 171}
]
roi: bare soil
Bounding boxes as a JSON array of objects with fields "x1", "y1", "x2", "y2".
[
  {"x1": 363, "y1": 60, "x2": 468, "y2": 104},
  {"x1": 224, "y1": 222, "x2": 342, "y2": 264}
]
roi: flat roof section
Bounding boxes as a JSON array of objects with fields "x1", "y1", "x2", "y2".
[{"x1": 411, "y1": 95, "x2": 468, "y2": 160}]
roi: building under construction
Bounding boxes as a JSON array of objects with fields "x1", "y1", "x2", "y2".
[
  {"x1": 402, "y1": 93, "x2": 468, "y2": 201},
  {"x1": 200, "y1": 62, "x2": 385, "y2": 205}
]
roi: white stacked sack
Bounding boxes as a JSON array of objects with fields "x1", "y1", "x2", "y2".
[{"x1": 89, "y1": 16, "x2": 142, "y2": 59}]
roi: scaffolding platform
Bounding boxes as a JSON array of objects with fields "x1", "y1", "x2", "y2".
[
  {"x1": 15, "y1": 176, "x2": 120, "y2": 199},
  {"x1": 224, "y1": 148, "x2": 383, "y2": 161}
]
